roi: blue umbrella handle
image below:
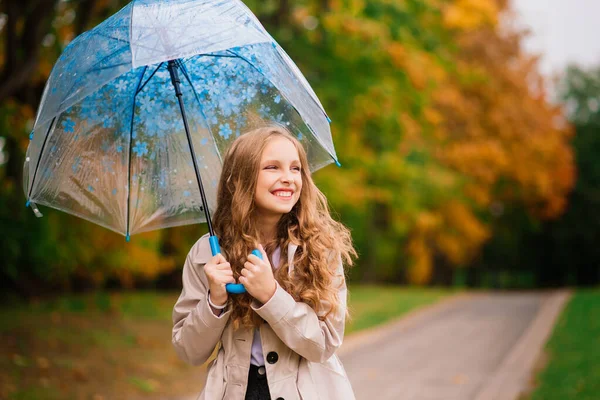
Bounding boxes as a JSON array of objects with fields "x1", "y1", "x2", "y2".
[{"x1": 209, "y1": 236, "x2": 262, "y2": 294}]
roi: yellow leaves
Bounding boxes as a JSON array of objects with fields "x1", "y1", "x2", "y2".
[
  {"x1": 386, "y1": 42, "x2": 407, "y2": 69},
  {"x1": 323, "y1": 13, "x2": 388, "y2": 45},
  {"x1": 406, "y1": 203, "x2": 490, "y2": 284},
  {"x1": 443, "y1": 139, "x2": 510, "y2": 184},
  {"x1": 414, "y1": 211, "x2": 442, "y2": 233},
  {"x1": 465, "y1": 183, "x2": 491, "y2": 207},
  {"x1": 391, "y1": 48, "x2": 444, "y2": 91},
  {"x1": 406, "y1": 237, "x2": 433, "y2": 285},
  {"x1": 397, "y1": 113, "x2": 422, "y2": 149},
  {"x1": 444, "y1": 0, "x2": 499, "y2": 31},
  {"x1": 442, "y1": 201, "x2": 490, "y2": 247},
  {"x1": 423, "y1": 106, "x2": 444, "y2": 127}
]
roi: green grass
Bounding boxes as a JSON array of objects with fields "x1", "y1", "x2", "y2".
[
  {"x1": 527, "y1": 289, "x2": 600, "y2": 400},
  {"x1": 346, "y1": 285, "x2": 456, "y2": 334},
  {"x1": 0, "y1": 286, "x2": 456, "y2": 399}
]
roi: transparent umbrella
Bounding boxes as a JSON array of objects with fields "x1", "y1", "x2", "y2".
[{"x1": 24, "y1": 0, "x2": 338, "y2": 293}]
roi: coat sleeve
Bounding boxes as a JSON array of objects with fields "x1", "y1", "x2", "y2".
[
  {"x1": 172, "y1": 237, "x2": 231, "y2": 366},
  {"x1": 251, "y1": 252, "x2": 348, "y2": 363}
]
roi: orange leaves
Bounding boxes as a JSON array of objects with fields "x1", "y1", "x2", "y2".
[
  {"x1": 386, "y1": 42, "x2": 407, "y2": 68},
  {"x1": 443, "y1": 0, "x2": 499, "y2": 31},
  {"x1": 431, "y1": 0, "x2": 575, "y2": 225},
  {"x1": 406, "y1": 236, "x2": 433, "y2": 285},
  {"x1": 442, "y1": 139, "x2": 510, "y2": 184},
  {"x1": 406, "y1": 202, "x2": 489, "y2": 284}
]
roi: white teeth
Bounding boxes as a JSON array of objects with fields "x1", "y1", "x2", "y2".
[{"x1": 274, "y1": 191, "x2": 292, "y2": 197}]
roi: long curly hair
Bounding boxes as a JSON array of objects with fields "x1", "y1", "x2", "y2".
[{"x1": 212, "y1": 125, "x2": 356, "y2": 329}]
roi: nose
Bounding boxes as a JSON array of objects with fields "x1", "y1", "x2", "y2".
[{"x1": 281, "y1": 170, "x2": 294, "y2": 184}]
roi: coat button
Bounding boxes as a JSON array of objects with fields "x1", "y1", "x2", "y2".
[{"x1": 266, "y1": 351, "x2": 279, "y2": 364}]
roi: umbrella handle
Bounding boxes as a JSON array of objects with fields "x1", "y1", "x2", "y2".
[{"x1": 209, "y1": 236, "x2": 262, "y2": 294}]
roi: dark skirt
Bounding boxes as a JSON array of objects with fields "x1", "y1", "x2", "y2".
[{"x1": 245, "y1": 364, "x2": 271, "y2": 400}]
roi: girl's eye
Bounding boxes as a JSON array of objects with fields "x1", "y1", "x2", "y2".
[
  {"x1": 292, "y1": 166, "x2": 301, "y2": 172},
  {"x1": 265, "y1": 165, "x2": 277, "y2": 170}
]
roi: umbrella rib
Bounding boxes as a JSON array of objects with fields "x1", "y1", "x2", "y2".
[
  {"x1": 59, "y1": 60, "x2": 132, "y2": 111},
  {"x1": 136, "y1": 62, "x2": 164, "y2": 95},
  {"x1": 178, "y1": 59, "x2": 221, "y2": 164},
  {"x1": 226, "y1": 49, "x2": 339, "y2": 163},
  {"x1": 72, "y1": 61, "x2": 131, "y2": 76},
  {"x1": 27, "y1": 117, "x2": 57, "y2": 201},
  {"x1": 81, "y1": 45, "x2": 130, "y2": 76},
  {"x1": 58, "y1": 40, "x2": 130, "y2": 102},
  {"x1": 125, "y1": 66, "x2": 148, "y2": 240},
  {"x1": 92, "y1": 30, "x2": 131, "y2": 46}
]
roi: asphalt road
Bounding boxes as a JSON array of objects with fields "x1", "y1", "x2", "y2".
[{"x1": 340, "y1": 293, "x2": 546, "y2": 400}]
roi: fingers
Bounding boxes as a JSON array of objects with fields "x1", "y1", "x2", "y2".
[
  {"x1": 241, "y1": 262, "x2": 256, "y2": 277},
  {"x1": 212, "y1": 253, "x2": 229, "y2": 264},
  {"x1": 247, "y1": 254, "x2": 263, "y2": 265},
  {"x1": 258, "y1": 244, "x2": 268, "y2": 261},
  {"x1": 216, "y1": 261, "x2": 232, "y2": 270}
]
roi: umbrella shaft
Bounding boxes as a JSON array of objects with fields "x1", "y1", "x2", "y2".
[{"x1": 167, "y1": 60, "x2": 215, "y2": 236}]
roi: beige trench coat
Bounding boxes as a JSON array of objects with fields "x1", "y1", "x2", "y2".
[{"x1": 172, "y1": 234, "x2": 355, "y2": 400}]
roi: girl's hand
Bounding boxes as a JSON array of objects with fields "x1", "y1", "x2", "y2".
[
  {"x1": 204, "y1": 253, "x2": 235, "y2": 306},
  {"x1": 239, "y1": 244, "x2": 277, "y2": 304}
]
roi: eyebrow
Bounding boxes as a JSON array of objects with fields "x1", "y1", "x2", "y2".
[{"x1": 261, "y1": 159, "x2": 301, "y2": 164}]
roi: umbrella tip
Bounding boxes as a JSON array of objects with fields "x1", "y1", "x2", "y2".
[
  {"x1": 25, "y1": 200, "x2": 30, "y2": 207},
  {"x1": 29, "y1": 132, "x2": 34, "y2": 140},
  {"x1": 335, "y1": 160, "x2": 341, "y2": 167},
  {"x1": 126, "y1": 234, "x2": 130, "y2": 242},
  {"x1": 326, "y1": 116, "x2": 332, "y2": 123}
]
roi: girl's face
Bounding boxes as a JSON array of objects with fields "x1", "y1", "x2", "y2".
[{"x1": 254, "y1": 136, "x2": 303, "y2": 218}]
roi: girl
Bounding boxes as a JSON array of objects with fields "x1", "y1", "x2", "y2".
[{"x1": 172, "y1": 125, "x2": 356, "y2": 400}]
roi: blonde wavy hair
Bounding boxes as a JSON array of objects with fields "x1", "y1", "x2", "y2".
[{"x1": 212, "y1": 125, "x2": 356, "y2": 329}]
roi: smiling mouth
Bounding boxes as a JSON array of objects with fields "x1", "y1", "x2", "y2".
[{"x1": 271, "y1": 191, "x2": 294, "y2": 198}]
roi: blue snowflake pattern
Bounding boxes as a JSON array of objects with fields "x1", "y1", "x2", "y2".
[
  {"x1": 115, "y1": 80, "x2": 129, "y2": 92},
  {"x1": 132, "y1": 142, "x2": 148, "y2": 157},
  {"x1": 139, "y1": 96, "x2": 157, "y2": 114},
  {"x1": 218, "y1": 124, "x2": 233, "y2": 139},
  {"x1": 241, "y1": 86, "x2": 258, "y2": 103},
  {"x1": 274, "y1": 94, "x2": 281, "y2": 104},
  {"x1": 62, "y1": 118, "x2": 76, "y2": 133}
]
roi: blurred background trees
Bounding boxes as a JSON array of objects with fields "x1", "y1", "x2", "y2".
[{"x1": 0, "y1": 0, "x2": 597, "y2": 296}]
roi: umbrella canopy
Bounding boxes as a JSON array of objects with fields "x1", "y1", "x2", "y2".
[{"x1": 24, "y1": 0, "x2": 338, "y2": 239}]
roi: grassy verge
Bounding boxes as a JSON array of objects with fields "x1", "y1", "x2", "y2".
[
  {"x1": 525, "y1": 288, "x2": 600, "y2": 400},
  {"x1": 345, "y1": 285, "x2": 455, "y2": 334},
  {"x1": 0, "y1": 286, "x2": 456, "y2": 400}
]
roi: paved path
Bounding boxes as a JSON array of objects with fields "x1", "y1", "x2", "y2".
[
  {"x1": 167, "y1": 290, "x2": 570, "y2": 400},
  {"x1": 339, "y1": 290, "x2": 570, "y2": 400}
]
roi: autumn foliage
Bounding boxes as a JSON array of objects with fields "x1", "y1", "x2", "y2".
[{"x1": 0, "y1": 0, "x2": 574, "y2": 290}]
